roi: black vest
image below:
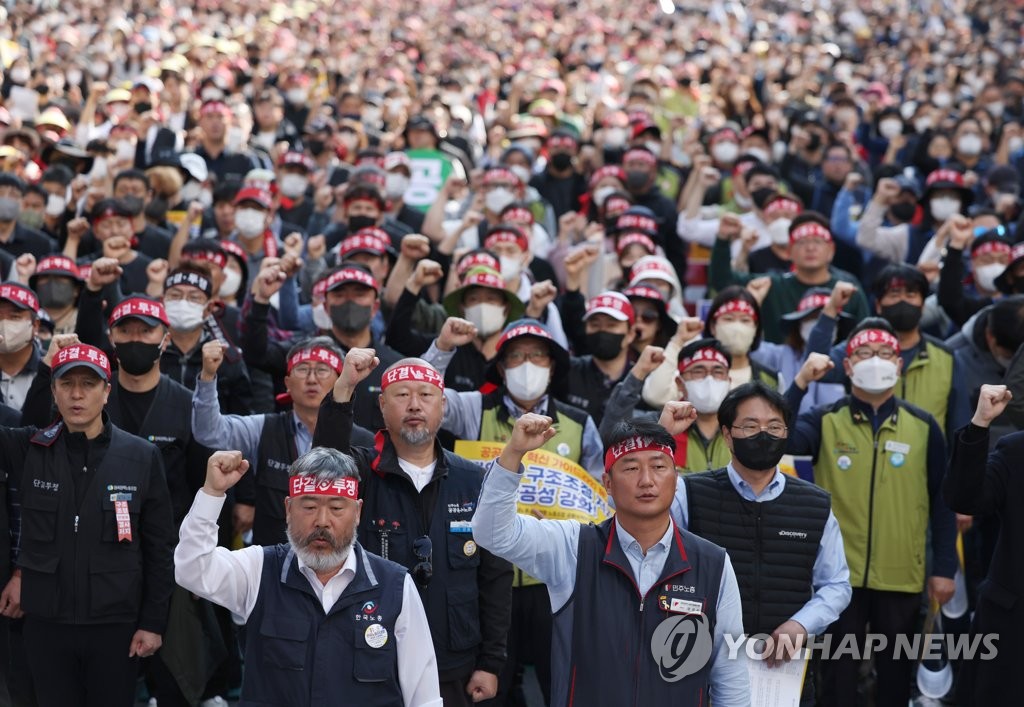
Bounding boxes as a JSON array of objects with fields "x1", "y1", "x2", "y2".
[
  {"x1": 551, "y1": 518, "x2": 726, "y2": 707},
  {"x1": 254, "y1": 412, "x2": 299, "y2": 546},
  {"x1": 684, "y1": 468, "x2": 831, "y2": 636},
  {"x1": 353, "y1": 431, "x2": 489, "y2": 677},
  {"x1": 18, "y1": 422, "x2": 166, "y2": 625},
  {"x1": 241, "y1": 544, "x2": 407, "y2": 707}
]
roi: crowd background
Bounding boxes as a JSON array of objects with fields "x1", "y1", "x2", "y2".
[{"x1": 0, "y1": 0, "x2": 1020, "y2": 705}]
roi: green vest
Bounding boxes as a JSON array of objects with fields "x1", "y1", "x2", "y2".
[
  {"x1": 815, "y1": 398, "x2": 933, "y2": 593},
  {"x1": 479, "y1": 391, "x2": 589, "y2": 588},
  {"x1": 681, "y1": 428, "x2": 732, "y2": 474},
  {"x1": 752, "y1": 362, "x2": 780, "y2": 389},
  {"x1": 898, "y1": 338, "x2": 954, "y2": 434}
]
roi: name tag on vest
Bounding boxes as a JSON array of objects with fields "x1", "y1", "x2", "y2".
[{"x1": 884, "y1": 441, "x2": 910, "y2": 454}]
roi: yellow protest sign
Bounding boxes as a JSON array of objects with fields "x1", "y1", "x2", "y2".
[{"x1": 455, "y1": 440, "x2": 613, "y2": 523}]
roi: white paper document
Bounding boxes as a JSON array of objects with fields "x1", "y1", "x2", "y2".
[{"x1": 746, "y1": 650, "x2": 808, "y2": 707}]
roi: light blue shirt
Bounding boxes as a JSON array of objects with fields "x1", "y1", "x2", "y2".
[
  {"x1": 472, "y1": 459, "x2": 750, "y2": 707},
  {"x1": 671, "y1": 463, "x2": 851, "y2": 636},
  {"x1": 191, "y1": 377, "x2": 312, "y2": 476}
]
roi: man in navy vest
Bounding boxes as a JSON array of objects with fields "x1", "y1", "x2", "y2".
[
  {"x1": 175, "y1": 447, "x2": 442, "y2": 707},
  {"x1": 472, "y1": 410, "x2": 750, "y2": 706},
  {"x1": 668, "y1": 383, "x2": 852, "y2": 705}
]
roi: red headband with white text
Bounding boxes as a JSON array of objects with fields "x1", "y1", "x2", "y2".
[
  {"x1": 289, "y1": 475, "x2": 359, "y2": 500},
  {"x1": 846, "y1": 328, "x2": 900, "y2": 357},
  {"x1": 604, "y1": 435, "x2": 674, "y2": 472},
  {"x1": 381, "y1": 364, "x2": 444, "y2": 391},
  {"x1": 288, "y1": 346, "x2": 343, "y2": 375}
]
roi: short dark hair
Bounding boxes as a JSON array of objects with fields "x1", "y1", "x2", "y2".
[
  {"x1": 113, "y1": 169, "x2": 148, "y2": 190},
  {"x1": 988, "y1": 295, "x2": 1024, "y2": 353},
  {"x1": 848, "y1": 316, "x2": 896, "y2": 341},
  {"x1": 743, "y1": 163, "x2": 779, "y2": 186},
  {"x1": 718, "y1": 381, "x2": 792, "y2": 431},
  {"x1": 790, "y1": 211, "x2": 831, "y2": 233},
  {"x1": 604, "y1": 418, "x2": 676, "y2": 468},
  {"x1": 41, "y1": 164, "x2": 74, "y2": 187},
  {"x1": 703, "y1": 285, "x2": 763, "y2": 352},
  {"x1": 872, "y1": 264, "x2": 929, "y2": 300}
]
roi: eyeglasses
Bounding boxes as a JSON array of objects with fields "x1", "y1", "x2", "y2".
[
  {"x1": 412, "y1": 535, "x2": 432, "y2": 588},
  {"x1": 164, "y1": 291, "x2": 208, "y2": 305},
  {"x1": 291, "y1": 364, "x2": 335, "y2": 380},
  {"x1": 503, "y1": 350, "x2": 551, "y2": 366},
  {"x1": 849, "y1": 347, "x2": 898, "y2": 361},
  {"x1": 731, "y1": 423, "x2": 788, "y2": 438}
]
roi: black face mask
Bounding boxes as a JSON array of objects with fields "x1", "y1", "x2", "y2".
[
  {"x1": 806, "y1": 132, "x2": 822, "y2": 151},
  {"x1": 584, "y1": 331, "x2": 626, "y2": 360},
  {"x1": 624, "y1": 170, "x2": 651, "y2": 193},
  {"x1": 880, "y1": 300, "x2": 923, "y2": 332},
  {"x1": 751, "y1": 188, "x2": 776, "y2": 210},
  {"x1": 307, "y1": 139, "x2": 326, "y2": 156},
  {"x1": 115, "y1": 341, "x2": 163, "y2": 376},
  {"x1": 347, "y1": 215, "x2": 377, "y2": 233},
  {"x1": 550, "y1": 153, "x2": 573, "y2": 171},
  {"x1": 120, "y1": 195, "x2": 145, "y2": 217},
  {"x1": 36, "y1": 280, "x2": 76, "y2": 310},
  {"x1": 889, "y1": 202, "x2": 916, "y2": 223},
  {"x1": 330, "y1": 301, "x2": 373, "y2": 332},
  {"x1": 732, "y1": 432, "x2": 788, "y2": 471}
]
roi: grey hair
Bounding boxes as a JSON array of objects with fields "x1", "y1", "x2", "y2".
[
  {"x1": 288, "y1": 447, "x2": 361, "y2": 484},
  {"x1": 286, "y1": 335, "x2": 345, "y2": 363}
]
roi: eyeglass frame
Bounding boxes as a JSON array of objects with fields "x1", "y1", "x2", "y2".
[
  {"x1": 290, "y1": 364, "x2": 336, "y2": 380},
  {"x1": 730, "y1": 423, "x2": 788, "y2": 439}
]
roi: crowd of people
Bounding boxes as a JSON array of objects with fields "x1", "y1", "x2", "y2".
[{"x1": 0, "y1": 0, "x2": 1019, "y2": 704}]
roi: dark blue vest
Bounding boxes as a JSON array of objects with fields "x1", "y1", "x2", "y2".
[
  {"x1": 240, "y1": 543, "x2": 408, "y2": 707},
  {"x1": 550, "y1": 518, "x2": 727, "y2": 707},
  {"x1": 254, "y1": 412, "x2": 298, "y2": 546}
]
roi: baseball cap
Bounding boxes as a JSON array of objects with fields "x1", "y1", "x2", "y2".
[
  {"x1": 319, "y1": 265, "x2": 380, "y2": 293},
  {"x1": 585, "y1": 292, "x2": 636, "y2": 325},
  {"x1": 0, "y1": 283, "x2": 38, "y2": 314},
  {"x1": 52, "y1": 343, "x2": 112, "y2": 382},
  {"x1": 234, "y1": 186, "x2": 273, "y2": 209},
  {"x1": 339, "y1": 228, "x2": 391, "y2": 258},
  {"x1": 30, "y1": 256, "x2": 82, "y2": 290},
  {"x1": 108, "y1": 296, "x2": 170, "y2": 328}
]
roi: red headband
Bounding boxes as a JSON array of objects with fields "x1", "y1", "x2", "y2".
[
  {"x1": 679, "y1": 347, "x2": 729, "y2": 372},
  {"x1": 714, "y1": 299, "x2": 758, "y2": 322},
  {"x1": 764, "y1": 198, "x2": 803, "y2": 216},
  {"x1": 183, "y1": 249, "x2": 228, "y2": 270},
  {"x1": 926, "y1": 169, "x2": 964, "y2": 188},
  {"x1": 623, "y1": 148, "x2": 657, "y2": 165},
  {"x1": 484, "y1": 228, "x2": 528, "y2": 252},
  {"x1": 289, "y1": 475, "x2": 359, "y2": 500},
  {"x1": 382, "y1": 364, "x2": 444, "y2": 390},
  {"x1": 483, "y1": 168, "x2": 522, "y2": 186},
  {"x1": 616, "y1": 233, "x2": 656, "y2": 255},
  {"x1": 605, "y1": 196, "x2": 632, "y2": 214},
  {"x1": 972, "y1": 241, "x2": 1011, "y2": 258},
  {"x1": 604, "y1": 435, "x2": 674, "y2": 472},
  {"x1": 502, "y1": 207, "x2": 534, "y2": 225},
  {"x1": 616, "y1": 214, "x2": 657, "y2": 234},
  {"x1": 797, "y1": 292, "x2": 830, "y2": 313},
  {"x1": 548, "y1": 135, "x2": 576, "y2": 149},
  {"x1": 790, "y1": 222, "x2": 833, "y2": 244},
  {"x1": 288, "y1": 346, "x2": 342, "y2": 375},
  {"x1": 589, "y1": 165, "x2": 625, "y2": 189},
  {"x1": 846, "y1": 329, "x2": 900, "y2": 357},
  {"x1": 457, "y1": 252, "x2": 500, "y2": 275}
]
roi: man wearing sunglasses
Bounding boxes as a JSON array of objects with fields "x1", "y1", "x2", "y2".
[
  {"x1": 785, "y1": 318, "x2": 957, "y2": 707},
  {"x1": 471, "y1": 409, "x2": 749, "y2": 705},
  {"x1": 175, "y1": 448, "x2": 442, "y2": 707},
  {"x1": 312, "y1": 348, "x2": 512, "y2": 707},
  {"x1": 668, "y1": 382, "x2": 852, "y2": 705}
]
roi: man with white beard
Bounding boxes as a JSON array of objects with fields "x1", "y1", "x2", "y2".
[{"x1": 174, "y1": 448, "x2": 442, "y2": 707}]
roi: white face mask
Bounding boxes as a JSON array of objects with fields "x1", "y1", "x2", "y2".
[
  {"x1": 180, "y1": 180, "x2": 202, "y2": 203},
  {"x1": 957, "y1": 134, "x2": 983, "y2": 156},
  {"x1": 879, "y1": 119, "x2": 903, "y2": 139},
  {"x1": 603, "y1": 127, "x2": 627, "y2": 148},
  {"x1": 114, "y1": 140, "x2": 135, "y2": 162},
  {"x1": 929, "y1": 197, "x2": 961, "y2": 222},
  {"x1": 219, "y1": 268, "x2": 242, "y2": 298},
  {"x1": 463, "y1": 302, "x2": 506, "y2": 337},
  {"x1": 734, "y1": 192, "x2": 753, "y2": 210},
  {"x1": 0, "y1": 319, "x2": 33, "y2": 354},
  {"x1": 279, "y1": 174, "x2": 309, "y2": 199},
  {"x1": 164, "y1": 300, "x2": 206, "y2": 332},
  {"x1": 799, "y1": 318, "x2": 817, "y2": 344},
  {"x1": 932, "y1": 92, "x2": 952, "y2": 108},
  {"x1": 714, "y1": 320, "x2": 757, "y2": 356},
  {"x1": 593, "y1": 186, "x2": 616, "y2": 208},
  {"x1": 45, "y1": 194, "x2": 67, "y2": 217},
  {"x1": 485, "y1": 187, "x2": 517, "y2": 214},
  {"x1": 508, "y1": 165, "x2": 532, "y2": 184},
  {"x1": 385, "y1": 174, "x2": 410, "y2": 200},
  {"x1": 1008, "y1": 136, "x2": 1024, "y2": 154},
  {"x1": 973, "y1": 262, "x2": 1006, "y2": 292},
  {"x1": 235, "y1": 208, "x2": 266, "y2": 238},
  {"x1": 745, "y1": 147, "x2": 770, "y2": 164},
  {"x1": 850, "y1": 356, "x2": 899, "y2": 394},
  {"x1": 500, "y1": 255, "x2": 523, "y2": 281},
  {"x1": 712, "y1": 142, "x2": 739, "y2": 164},
  {"x1": 286, "y1": 88, "x2": 308, "y2": 105},
  {"x1": 644, "y1": 140, "x2": 661, "y2": 156},
  {"x1": 913, "y1": 116, "x2": 933, "y2": 134},
  {"x1": 768, "y1": 218, "x2": 792, "y2": 246},
  {"x1": 987, "y1": 102, "x2": 1005, "y2": 118},
  {"x1": 684, "y1": 376, "x2": 731, "y2": 414},
  {"x1": 504, "y1": 361, "x2": 551, "y2": 401},
  {"x1": 312, "y1": 303, "x2": 332, "y2": 330}
]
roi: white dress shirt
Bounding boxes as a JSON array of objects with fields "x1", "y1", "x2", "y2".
[{"x1": 175, "y1": 489, "x2": 443, "y2": 707}]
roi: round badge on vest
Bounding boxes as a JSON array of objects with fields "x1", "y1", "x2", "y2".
[
  {"x1": 556, "y1": 442, "x2": 571, "y2": 457},
  {"x1": 837, "y1": 455, "x2": 852, "y2": 471},
  {"x1": 365, "y1": 624, "x2": 388, "y2": 649},
  {"x1": 890, "y1": 452, "x2": 905, "y2": 467},
  {"x1": 463, "y1": 540, "x2": 477, "y2": 557}
]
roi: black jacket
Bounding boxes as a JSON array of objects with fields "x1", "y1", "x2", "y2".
[{"x1": 312, "y1": 395, "x2": 512, "y2": 681}]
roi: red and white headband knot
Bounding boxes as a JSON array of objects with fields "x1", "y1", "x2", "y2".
[
  {"x1": 846, "y1": 329, "x2": 900, "y2": 357},
  {"x1": 790, "y1": 222, "x2": 833, "y2": 244},
  {"x1": 288, "y1": 346, "x2": 343, "y2": 374},
  {"x1": 714, "y1": 299, "x2": 758, "y2": 322},
  {"x1": 381, "y1": 364, "x2": 444, "y2": 391},
  {"x1": 604, "y1": 435, "x2": 674, "y2": 472},
  {"x1": 289, "y1": 475, "x2": 359, "y2": 500},
  {"x1": 679, "y1": 347, "x2": 729, "y2": 372}
]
